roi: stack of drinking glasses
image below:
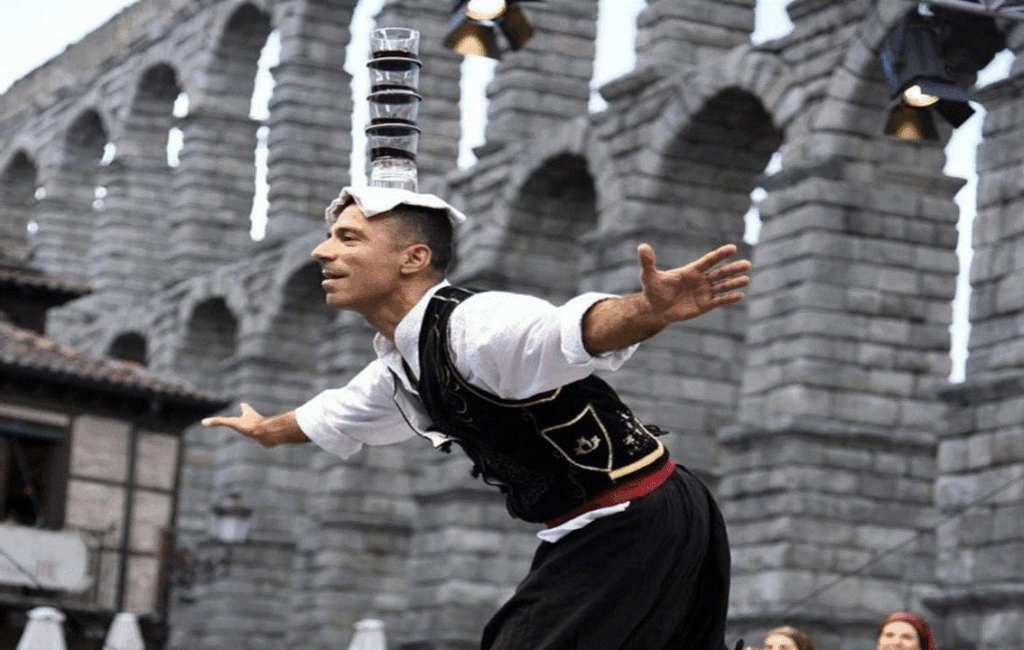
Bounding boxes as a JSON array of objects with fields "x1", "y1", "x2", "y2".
[{"x1": 366, "y1": 28, "x2": 422, "y2": 191}]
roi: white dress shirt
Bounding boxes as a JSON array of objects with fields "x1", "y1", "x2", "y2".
[{"x1": 294, "y1": 280, "x2": 639, "y2": 540}]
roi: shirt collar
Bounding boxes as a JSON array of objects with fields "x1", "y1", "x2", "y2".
[{"x1": 372, "y1": 279, "x2": 450, "y2": 379}]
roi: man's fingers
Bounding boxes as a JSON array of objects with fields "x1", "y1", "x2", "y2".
[
  {"x1": 708, "y1": 259, "x2": 751, "y2": 281},
  {"x1": 694, "y1": 244, "x2": 739, "y2": 272},
  {"x1": 712, "y1": 275, "x2": 750, "y2": 293},
  {"x1": 712, "y1": 290, "x2": 746, "y2": 306},
  {"x1": 637, "y1": 243, "x2": 657, "y2": 277},
  {"x1": 202, "y1": 402, "x2": 260, "y2": 429}
]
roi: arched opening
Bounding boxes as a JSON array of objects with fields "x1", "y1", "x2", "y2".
[
  {"x1": 631, "y1": 87, "x2": 782, "y2": 471},
  {"x1": 659, "y1": 87, "x2": 783, "y2": 247},
  {"x1": 178, "y1": 298, "x2": 238, "y2": 397},
  {"x1": 165, "y1": 3, "x2": 275, "y2": 275},
  {"x1": 496, "y1": 154, "x2": 597, "y2": 303},
  {"x1": 248, "y1": 29, "x2": 279, "y2": 241},
  {"x1": 265, "y1": 263, "x2": 336, "y2": 409},
  {"x1": 32, "y1": 108, "x2": 109, "y2": 276},
  {"x1": 108, "y1": 332, "x2": 148, "y2": 366},
  {"x1": 0, "y1": 150, "x2": 38, "y2": 257},
  {"x1": 134, "y1": 63, "x2": 182, "y2": 162},
  {"x1": 66, "y1": 109, "x2": 110, "y2": 214},
  {"x1": 88, "y1": 63, "x2": 182, "y2": 297}
]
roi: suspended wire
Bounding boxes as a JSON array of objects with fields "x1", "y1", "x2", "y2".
[{"x1": 779, "y1": 462, "x2": 1024, "y2": 618}]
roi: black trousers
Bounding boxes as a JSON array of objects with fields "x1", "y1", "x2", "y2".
[{"x1": 480, "y1": 466, "x2": 730, "y2": 650}]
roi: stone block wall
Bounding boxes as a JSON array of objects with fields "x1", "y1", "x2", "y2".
[{"x1": 2, "y1": 1, "x2": 1023, "y2": 649}]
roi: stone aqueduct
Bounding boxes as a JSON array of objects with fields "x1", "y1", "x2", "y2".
[{"x1": 2, "y1": 0, "x2": 1024, "y2": 648}]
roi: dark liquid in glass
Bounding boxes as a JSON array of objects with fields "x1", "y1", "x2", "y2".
[
  {"x1": 370, "y1": 147, "x2": 416, "y2": 161},
  {"x1": 371, "y1": 50, "x2": 416, "y2": 59}
]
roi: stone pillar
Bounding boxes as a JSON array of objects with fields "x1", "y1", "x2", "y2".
[
  {"x1": 90, "y1": 157, "x2": 173, "y2": 300},
  {"x1": 281, "y1": 312, "x2": 421, "y2": 650},
  {"x1": 0, "y1": 152, "x2": 36, "y2": 257},
  {"x1": 635, "y1": 0, "x2": 756, "y2": 70},
  {"x1": 484, "y1": 0, "x2": 598, "y2": 147},
  {"x1": 33, "y1": 159, "x2": 100, "y2": 279},
  {"x1": 167, "y1": 109, "x2": 260, "y2": 277},
  {"x1": 927, "y1": 75, "x2": 1024, "y2": 650},
  {"x1": 375, "y1": 0, "x2": 462, "y2": 184},
  {"x1": 264, "y1": 0, "x2": 357, "y2": 239},
  {"x1": 721, "y1": 152, "x2": 962, "y2": 648},
  {"x1": 399, "y1": 449, "x2": 535, "y2": 650}
]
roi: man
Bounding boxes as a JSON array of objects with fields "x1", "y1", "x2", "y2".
[{"x1": 203, "y1": 186, "x2": 751, "y2": 650}]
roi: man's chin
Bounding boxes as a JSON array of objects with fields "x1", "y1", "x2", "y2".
[{"x1": 324, "y1": 293, "x2": 349, "y2": 308}]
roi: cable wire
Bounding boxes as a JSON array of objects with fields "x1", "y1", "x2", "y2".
[{"x1": 779, "y1": 463, "x2": 1024, "y2": 618}]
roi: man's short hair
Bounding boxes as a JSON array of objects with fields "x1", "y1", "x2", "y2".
[
  {"x1": 330, "y1": 197, "x2": 454, "y2": 275},
  {"x1": 387, "y1": 203, "x2": 455, "y2": 275}
]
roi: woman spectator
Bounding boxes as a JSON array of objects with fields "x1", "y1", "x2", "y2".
[
  {"x1": 763, "y1": 625, "x2": 816, "y2": 650},
  {"x1": 877, "y1": 612, "x2": 938, "y2": 650}
]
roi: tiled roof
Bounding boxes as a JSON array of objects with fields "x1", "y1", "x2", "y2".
[
  {"x1": 0, "y1": 321, "x2": 222, "y2": 407},
  {"x1": 0, "y1": 262, "x2": 91, "y2": 297}
]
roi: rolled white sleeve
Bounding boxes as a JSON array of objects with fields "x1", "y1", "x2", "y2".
[
  {"x1": 293, "y1": 360, "x2": 416, "y2": 458},
  {"x1": 447, "y1": 291, "x2": 637, "y2": 400}
]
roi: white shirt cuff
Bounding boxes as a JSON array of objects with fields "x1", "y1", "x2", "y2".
[
  {"x1": 558, "y1": 292, "x2": 637, "y2": 368},
  {"x1": 294, "y1": 398, "x2": 364, "y2": 459}
]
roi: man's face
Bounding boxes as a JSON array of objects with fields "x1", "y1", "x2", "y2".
[{"x1": 311, "y1": 203, "x2": 407, "y2": 312}]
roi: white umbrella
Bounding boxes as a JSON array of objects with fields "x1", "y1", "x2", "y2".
[
  {"x1": 347, "y1": 618, "x2": 387, "y2": 650},
  {"x1": 16, "y1": 607, "x2": 67, "y2": 650},
  {"x1": 103, "y1": 612, "x2": 145, "y2": 650}
]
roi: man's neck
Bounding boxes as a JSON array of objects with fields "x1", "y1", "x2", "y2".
[{"x1": 363, "y1": 277, "x2": 440, "y2": 341}]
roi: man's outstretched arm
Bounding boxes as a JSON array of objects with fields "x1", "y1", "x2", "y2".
[
  {"x1": 202, "y1": 403, "x2": 310, "y2": 448},
  {"x1": 582, "y1": 243, "x2": 750, "y2": 355}
]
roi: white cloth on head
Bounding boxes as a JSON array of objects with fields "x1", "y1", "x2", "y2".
[{"x1": 327, "y1": 186, "x2": 467, "y2": 226}]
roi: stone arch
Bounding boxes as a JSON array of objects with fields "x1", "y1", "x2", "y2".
[
  {"x1": 90, "y1": 62, "x2": 185, "y2": 299},
  {"x1": 261, "y1": 262, "x2": 336, "y2": 409},
  {"x1": 32, "y1": 108, "x2": 110, "y2": 277},
  {"x1": 63, "y1": 109, "x2": 109, "y2": 164},
  {"x1": 0, "y1": 150, "x2": 38, "y2": 253},
  {"x1": 126, "y1": 63, "x2": 182, "y2": 158},
  {"x1": 598, "y1": 77, "x2": 782, "y2": 474},
  {"x1": 655, "y1": 85, "x2": 783, "y2": 244},
  {"x1": 206, "y1": 2, "x2": 274, "y2": 116},
  {"x1": 107, "y1": 332, "x2": 148, "y2": 366},
  {"x1": 166, "y1": 2, "x2": 274, "y2": 276},
  {"x1": 176, "y1": 297, "x2": 239, "y2": 397},
  {"x1": 602, "y1": 47, "x2": 791, "y2": 236},
  {"x1": 492, "y1": 152, "x2": 598, "y2": 302}
]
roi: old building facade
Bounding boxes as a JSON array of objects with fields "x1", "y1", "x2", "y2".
[{"x1": 1, "y1": 0, "x2": 1022, "y2": 648}]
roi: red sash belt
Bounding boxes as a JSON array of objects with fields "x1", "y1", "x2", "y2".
[{"x1": 544, "y1": 459, "x2": 675, "y2": 528}]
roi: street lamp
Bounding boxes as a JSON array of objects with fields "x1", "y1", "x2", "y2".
[
  {"x1": 204, "y1": 491, "x2": 253, "y2": 577},
  {"x1": 211, "y1": 491, "x2": 253, "y2": 546},
  {"x1": 879, "y1": 9, "x2": 974, "y2": 141}
]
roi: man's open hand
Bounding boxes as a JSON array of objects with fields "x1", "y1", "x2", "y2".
[
  {"x1": 638, "y1": 243, "x2": 750, "y2": 325},
  {"x1": 202, "y1": 403, "x2": 309, "y2": 448}
]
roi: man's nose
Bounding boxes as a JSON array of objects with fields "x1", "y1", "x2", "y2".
[{"x1": 311, "y1": 240, "x2": 331, "y2": 260}]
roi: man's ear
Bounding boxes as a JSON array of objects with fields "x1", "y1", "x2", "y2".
[{"x1": 401, "y1": 243, "x2": 434, "y2": 275}]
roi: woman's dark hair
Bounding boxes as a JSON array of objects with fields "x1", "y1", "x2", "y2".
[{"x1": 876, "y1": 612, "x2": 937, "y2": 650}]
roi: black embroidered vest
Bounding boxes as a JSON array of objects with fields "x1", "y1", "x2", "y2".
[{"x1": 413, "y1": 285, "x2": 669, "y2": 523}]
